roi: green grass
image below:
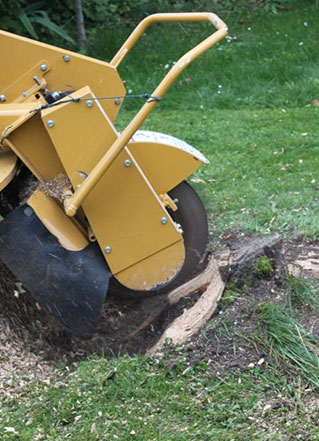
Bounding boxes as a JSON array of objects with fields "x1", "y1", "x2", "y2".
[
  {"x1": 91, "y1": 2, "x2": 319, "y2": 112},
  {"x1": 1, "y1": 355, "x2": 318, "y2": 441},
  {"x1": 254, "y1": 302, "x2": 319, "y2": 389},
  {"x1": 117, "y1": 106, "x2": 319, "y2": 241},
  {"x1": 96, "y1": 0, "x2": 319, "y2": 241},
  {"x1": 286, "y1": 275, "x2": 319, "y2": 311},
  {"x1": 3, "y1": 2, "x2": 319, "y2": 440}
]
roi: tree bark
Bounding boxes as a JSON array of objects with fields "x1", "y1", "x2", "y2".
[{"x1": 74, "y1": 0, "x2": 87, "y2": 49}]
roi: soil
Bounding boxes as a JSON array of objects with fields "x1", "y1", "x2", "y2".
[{"x1": 1, "y1": 235, "x2": 319, "y2": 388}]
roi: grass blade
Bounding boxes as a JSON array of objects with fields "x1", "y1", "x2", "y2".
[
  {"x1": 19, "y1": 11, "x2": 38, "y2": 39},
  {"x1": 33, "y1": 16, "x2": 75, "y2": 44},
  {"x1": 255, "y1": 302, "x2": 319, "y2": 388}
]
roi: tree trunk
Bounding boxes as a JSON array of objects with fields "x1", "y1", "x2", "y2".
[{"x1": 74, "y1": 0, "x2": 87, "y2": 49}]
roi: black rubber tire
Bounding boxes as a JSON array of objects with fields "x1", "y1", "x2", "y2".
[{"x1": 108, "y1": 181, "x2": 208, "y2": 298}]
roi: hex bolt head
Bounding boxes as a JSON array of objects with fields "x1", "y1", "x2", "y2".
[
  {"x1": 63, "y1": 55, "x2": 71, "y2": 62},
  {"x1": 47, "y1": 120, "x2": 54, "y2": 128},
  {"x1": 0, "y1": 94, "x2": 6, "y2": 102},
  {"x1": 104, "y1": 246, "x2": 112, "y2": 254},
  {"x1": 40, "y1": 63, "x2": 48, "y2": 71},
  {"x1": 86, "y1": 100, "x2": 93, "y2": 108},
  {"x1": 161, "y1": 217, "x2": 168, "y2": 225},
  {"x1": 124, "y1": 159, "x2": 131, "y2": 167}
]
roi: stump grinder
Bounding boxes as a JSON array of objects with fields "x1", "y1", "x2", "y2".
[{"x1": 0, "y1": 13, "x2": 227, "y2": 336}]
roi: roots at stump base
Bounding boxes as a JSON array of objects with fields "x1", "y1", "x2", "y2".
[
  {"x1": 0, "y1": 234, "x2": 288, "y2": 361},
  {"x1": 146, "y1": 256, "x2": 225, "y2": 353}
]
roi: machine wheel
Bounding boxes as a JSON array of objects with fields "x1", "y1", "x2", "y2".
[{"x1": 109, "y1": 181, "x2": 208, "y2": 298}]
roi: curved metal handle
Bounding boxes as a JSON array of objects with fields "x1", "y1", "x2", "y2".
[
  {"x1": 111, "y1": 12, "x2": 227, "y2": 68},
  {"x1": 64, "y1": 13, "x2": 227, "y2": 216}
]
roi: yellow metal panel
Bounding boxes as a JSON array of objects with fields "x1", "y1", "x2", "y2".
[
  {"x1": 0, "y1": 102, "x2": 39, "y2": 134},
  {"x1": 115, "y1": 240, "x2": 184, "y2": 290},
  {"x1": 10, "y1": 113, "x2": 65, "y2": 180},
  {"x1": 82, "y1": 148, "x2": 184, "y2": 277},
  {"x1": 0, "y1": 30, "x2": 125, "y2": 121},
  {"x1": 41, "y1": 87, "x2": 118, "y2": 189},
  {"x1": 28, "y1": 190, "x2": 88, "y2": 251},
  {"x1": 128, "y1": 131, "x2": 207, "y2": 194},
  {"x1": 41, "y1": 89, "x2": 185, "y2": 289},
  {"x1": 1, "y1": 60, "x2": 49, "y2": 103},
  {"x1": 0, "y1": 149, "x2": 17, "y2": 191}
]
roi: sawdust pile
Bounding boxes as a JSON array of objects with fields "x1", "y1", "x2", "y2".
[
  {"x1": 0, "y1": 263, "x2": 55, "y2": 395},
  {"x1": 38, "y1": 173, "x2": 72, "y2": 203}
]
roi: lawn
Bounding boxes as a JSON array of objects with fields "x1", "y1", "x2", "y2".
[{"x1": 2, "y1": 2, "x2": 319, "y2": 440}]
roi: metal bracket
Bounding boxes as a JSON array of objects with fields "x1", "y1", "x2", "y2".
[{"x1": 0, "y1": 60, "x2": 50, "y2": 103}]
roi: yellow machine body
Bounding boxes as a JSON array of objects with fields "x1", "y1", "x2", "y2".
[
  {"x1": 0, "y1": 87, "x2": 205, "y2": 290},
  {"x1": 0, "y1": 30, "x2": 125, "y2": 121},
  {"x1": 0, "y1": 13, "x2": 227, "y2": 335},
  {"x1": 0, "y1": 149, "x2": 17, "y2": 192}
]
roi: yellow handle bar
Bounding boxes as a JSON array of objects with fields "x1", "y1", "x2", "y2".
[
  {"x1": 64, "y1": 13, "x2": 228, "y2": 216},
  {"x1": 110, "y1": 12, "x2": 227, "y2": 68}
]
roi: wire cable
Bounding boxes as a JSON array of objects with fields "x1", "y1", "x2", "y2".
[{"x1": 31, "y1": 93, "x2": 161, "y2": 113}]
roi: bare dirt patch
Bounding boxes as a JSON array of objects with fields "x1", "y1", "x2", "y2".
[{"x1": 0, "y1": 235, "x2": 319, "y2": 388}]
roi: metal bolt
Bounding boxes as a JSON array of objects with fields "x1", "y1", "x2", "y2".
[
  {"x1": 86, "y1": 100, "x2": 93, "y2": 108},
  {"x1": 161, "y1": 217, "x2": 168, "y2": 225},
  {"x1": 104, "y1": 246, "x2": 112, "y2": 254},
  {"x1": 76, "y1": 184, "x2": 81, "y2": 189},
  {"x1": 124, "y1": 159, "x2": 131, "y2": 167},
  {"x1": 114, "y1": 98, "x2": 121, "y2": 105},
  {"x1": 24, "y1": 207, "x2": 33, "y2": 217},
  {"x1": 63, "y1": 55, "x2": 70, "y2": 62},
  {"x1": 0, "y1": 94, "x2": 6, "y2": 102},
  {"x1": 22, "y1": 91, "x2": 28, "y2": 97},
  {"x1": 33, "y1": 75, "x2": 41, "y2": 85},
  {"x1": 40, "y1": 63, "x2": 48, "y2": 71},
  {"x1": 47, "y1": 120, "x2": 54, "y2": 128},
  {"x1": 176, "y1": 223, "x2": 184, "y2": 234}
]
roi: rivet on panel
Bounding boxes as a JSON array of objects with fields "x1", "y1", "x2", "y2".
[
  {"x1": 63, "y1": 55, "x2": 71, "y2": 62},
  {"x1": 86, "y1": 100, "x2": 93, "y2": 108},
  {"x1": 161, "y1": 217, "x2": 168, "y2": 225},
  {"x1": 40, "y1": 63, "x2": 48, "y2": 71},
  {"x1": 104, "y1": 246, "x2": 112, "y2": 254},
  {"x1": 0, "y1": 95, "x2": 6, "y2": 102},
  {"x1": 47, "y1": 120, "x2": 54, "y2": 128},
  {"x1": 124, "y1": 159, "x2": 131, "y2": 167}
]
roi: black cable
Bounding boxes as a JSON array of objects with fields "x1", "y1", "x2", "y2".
[{"x1": 30, "y1": 93, "x2": 161, "y2": 113}]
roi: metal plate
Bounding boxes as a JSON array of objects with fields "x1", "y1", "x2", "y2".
[{"x1": 0, "y1": 149, "x2": 17, "y2": 191}]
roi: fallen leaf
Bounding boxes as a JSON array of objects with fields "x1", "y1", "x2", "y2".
[
  {"x1": 5, "y1": 427, "x2": 19, "y2": 435},
  {"x1": 191, "y1": 178, "x2": 206, "y2": 184}
]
